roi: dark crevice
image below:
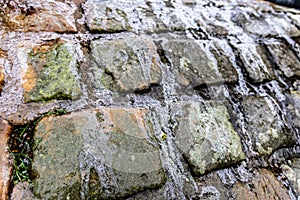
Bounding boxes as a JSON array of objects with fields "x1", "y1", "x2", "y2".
[
  {"x1": 187, "y1": 28, "x2": 210, "y2": 40},
  {"x1": 154, "y1": 41, "x2": 172, "y2": 66}
]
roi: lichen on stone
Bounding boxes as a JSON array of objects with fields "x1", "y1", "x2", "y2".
[
  {"x1": 172, "y1": 102, "x2": 245, "y2": 175},
  {"x1": 23, "y1": 43, "x2": 81, "y2": 102}
]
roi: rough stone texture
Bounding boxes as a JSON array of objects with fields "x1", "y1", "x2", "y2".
[
  {"x1": 241, "y1": 96, "x2": 296, "y2": 156},
  {"x1": 22, "y1": 40, "x2": 81, "y2": 102},
  {"x1": 1, "y1": 0, "x2": 77, "y2": 32},
  {"x1": 282, "y1": 158, "x2": 300, "y2": 199},
  {"x1": 92, "y1": 35, "x2": 162, "y2": 92},
  {"x1": 266, "y1": 40, "x2": 300, "y2": 78},
  {"x1": 0, "y1": 0, "x2": 299, "y2": 199},
  {"x1": 232, "y1": 42, "x2": 275, "y2": 82},
  {"x1": 232, "y1": 9, "x2": 300, "y2": 37},
  {"x1": 233, "y1": 169, "x2": 291, "y2": 200},
  {"x1": 83, "y1": 0, "x2": 132, "y2": 33},
  {"x1": 286, "y1": 90, "x2": 300, "y2": 129},
  {"x1": 32, "y1": 108, "x2": 165, "y2": 199},
  {"x1": 0, "y1": 118, "x2": 12, "y2": 200},
  {"x1": 11, "y1": 182, "x2": 34, "y2": 200},
  {"x1": 171, "y1": 101, "x2": 245, "y2": 175},
  {"x1": 193, "y1": 172, "x2": 230, "y2": 199},
  {"x1": 161, "y1": 40, "x2": 238, "y2": 87},
  {"x1": 83, "y1": 0, "x2": 186, "y2": 33}
]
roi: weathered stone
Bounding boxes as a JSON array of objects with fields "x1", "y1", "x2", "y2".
[
  {"x1": 2, "y1": 0, "x2": 77, "y2": 32},
  {"x1": 232, "y1": 9, "x2": 300, "y2": 37},
  {"x1": 11, "y1": 182, "x2": 34, "y2": 200},
  {"x1": 83, "y1": 0, "x2": 131, "y2": 32},
  {"x1": 22, "y1": 41, "x2": 81, "y2": 102},
  {"x1": 193, "y1": 172, "x2": 230, "y2": 199},
  {"x1": 0, "y1": 118, "x2": 12, "y2": 200},
  {"x1": 92, "y1": 35, "x2": 162, "y2": 92},
  {"x1": 233, "y1": 42, "x2": 274, "y2": 82},
  {"x1": 233, "y1": 169, "x2": 291, "y2": 200},
  {"x1": 286, "y1": 90, "x2": 300, "y2": 129},
  {"x1": 171, "y1": 101, "x2": 245, "y2": 175},
  {"x1": 266, "y1": 40, "x2": 300, "y2": 78},
  {"x1": 83, "y1": 0, "x2": 187, "y2": 33},
  {"x1": 161, "y1": 40, "x2": 238, "y2": 87},
  {"x1": 32, "y1": 108, "x2": 165, "y2": 199},
  {"x1": 282, "y1": 158, "x2": 300, "y2": 199},
  {"x1": 241, "y1": 96, "x2": 296, "y2": 156}
]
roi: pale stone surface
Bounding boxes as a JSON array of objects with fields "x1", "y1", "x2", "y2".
[
  {"x1": 232, "y1": 42, "x2": 274, "y2": 82},
  {"x1": 171, "y1": 101, "x2": 245, "y2": 175},
  {"x1": 92, "y1": 35, "x2": 162, "y2": 92},
  {"x1": 282, "y1": 158, "x2": 300, "y2": 200},
  {"x1": 241, "y1": 96, "x2": 296, "y2": 156},
  {"x1": 11, "y1": 182, "x2": 34, "y2": 200}
]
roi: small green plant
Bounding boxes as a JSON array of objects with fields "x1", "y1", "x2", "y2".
[
  {"x1": 9, "y1": 123, "x2": 35, "y2": 185},
  {"x1": 9, "y1": 108, "x2": 69, "y2": 185}
]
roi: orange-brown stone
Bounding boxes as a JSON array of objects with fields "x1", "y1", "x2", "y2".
[
  {"x1": 233, "y1": 169, "x2": 291, "y2": 200},
  {"x1": 2, "y1": 0, "x2": 77, "y2": 32},
  {"x1": 0, "y1": 66, "x2": 4, "y2": 92},
  {"x1": 0, "y1": 118, "x2": 12, "y2": 200}
]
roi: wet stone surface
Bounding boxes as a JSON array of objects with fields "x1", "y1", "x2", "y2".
[
  {"x1": 22, "y1": 40, "x2": 81, "y2": 103},
  {"x1": 91, "y1": 35, "x2": 162, "y2": 93},
  {"x1": 0, "y1": 0, "x2": 300, "y2": 199},
  {"x1": 32, "y1": 108, "x2": 165, "y2": 199},
  {"x1": 266, "y1": 40, "x2": 300, "y2": 78},
  {"x1": 171, "y1": 101, "x2": 245, "y2": 175},
  {"x1": 0, "y1": 0, "x2": 77, "y2": 32},
  {"x1": 286, "y1": 90, "x2": 300, "y2": 130},
  {"x1": 231, "y1": 41, "x2": 275, "y2": 82},
  {"x1": 240, "y1": 96, "x2": 296, "y2": 156},
  {"x1": 161, "y1": 39, "x2": 238, "y2": 87},
  {"x1": 83, "y1": 0, "x2": 132, "y2": 33},
  {"x1": 232, "y1": 169, "x2": 291, "y2": 200},
  {"x1": 282, "y1": 158, "x2": 300, "y2": 199}
]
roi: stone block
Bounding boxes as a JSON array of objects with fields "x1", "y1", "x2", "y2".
[{"x1": 32, "y1": 108, "x2": 165, "y2": 199}]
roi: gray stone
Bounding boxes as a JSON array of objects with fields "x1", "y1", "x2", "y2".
[
  {"x1": 171, "y1": 101, "x2": 245, "y2": 175},
  {"x1": 233, "y1": 42, "x2": 274, "y2": 82},
  {"x1": 83, "y1": 0, "x2": 131, "y2": 33},
  {"x1": 232, "y1": 10, "x2": 299, "y2": 37},
  {"x1": 91, "y1": 35, "x2": 162, "y2": 92},
  {"x1": 11, "y1": 182, "x2": 35, "y2": 200},
  {"x1": 286, "y1": 90, "x2": 300, "y2": 130},
  {"x1": 32, "y1": 108, "x2": 165, "y2": 199},
  {"x1": 241, "y1": 96, "x2": 296, "y2": 156},
  {"x1": 266, "y1": 40, "x2": 300, "y2": 78},
  {"x1": 282, "y1": 158, "x2": 300, "y2": 199},
  {"x1": 161, "y1": 40, "x2": 238, "y2": 87}
]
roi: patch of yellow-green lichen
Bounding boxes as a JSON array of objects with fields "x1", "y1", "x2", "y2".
[{"x1": 25, "y1": 44, "x2": 81, "y2": 102}]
